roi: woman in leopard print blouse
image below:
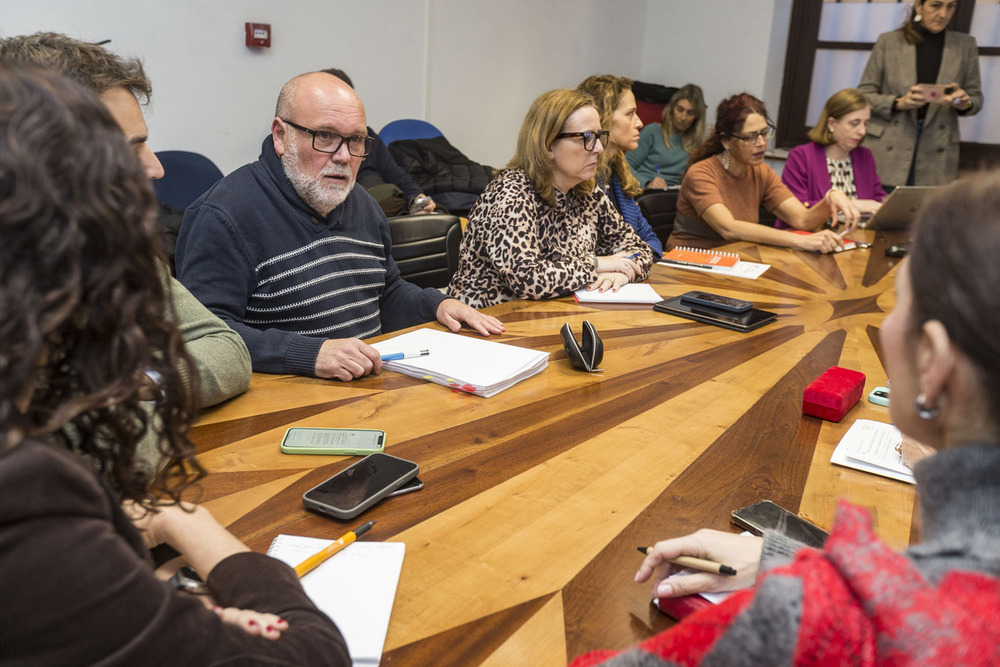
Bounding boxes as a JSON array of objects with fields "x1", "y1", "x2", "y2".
[{"x1": 447, "y1": 88, "x2": 654, "y2": 309}]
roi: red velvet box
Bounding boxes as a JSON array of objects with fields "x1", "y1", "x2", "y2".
[{"x1": 802, "y1": 367, "x2": 866, "y2": 422}]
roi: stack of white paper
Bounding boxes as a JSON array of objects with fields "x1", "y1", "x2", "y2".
[
  {"x1": 371, "y1": 328, "x2": 549, "y2": 398},
  {"x1": 267, "y1": 537, "x2": 405, "y2": 667},
  {"x1": 830, "y1": 419, "x2": 915, "y2": 484}
]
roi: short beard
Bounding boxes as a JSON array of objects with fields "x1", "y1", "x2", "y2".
[{"x1": 281, "y1": 139, "x2": 355, "y2": 217}]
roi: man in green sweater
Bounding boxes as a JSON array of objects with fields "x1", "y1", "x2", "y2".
[{"x1": 0, "y1": 33, "x2": 252, "y2": 446}]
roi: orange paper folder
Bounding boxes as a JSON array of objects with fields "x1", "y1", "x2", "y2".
[{"x1": 662, "y1": 247, "x2": 739, "y2": 269}]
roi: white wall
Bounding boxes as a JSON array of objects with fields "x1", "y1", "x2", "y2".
[
  {"x1": 426, "y1": 0, "x2": 647, "y2": 167},
  {"x1": 640, "y1": 0, "x2": 791, "y2": 129},
  {"x1": 2, "y1": 0, "x2": 792, "y2": 174}
]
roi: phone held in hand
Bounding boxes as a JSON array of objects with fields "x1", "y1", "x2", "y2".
[
  {"x1": 280, "y1": 427, "x2": 385, "y2": 456},
  {"x1": 731, "y1": 500, "x2": 829, "y2": 549},
  {"x1": 409, "y1": 195, "x2": 432, "y2": 214},
  {"x1": 302, "y1": 452, "x2": 420, "y2": 520}
]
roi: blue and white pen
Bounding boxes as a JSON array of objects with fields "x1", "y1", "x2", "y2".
[{"x1": 381, "y1": 349, "x2": 430, "y2": 362}]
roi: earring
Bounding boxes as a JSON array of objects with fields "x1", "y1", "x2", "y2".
[
  {"x1": 913, "y1": 12, "x2": 922, "y2": 22},
  {"x1": 720, "y1": 149, "x2": 731, "y2": 171},
  {"x1": 915, "y1": 393, "x2": 939, "y2": 420}
]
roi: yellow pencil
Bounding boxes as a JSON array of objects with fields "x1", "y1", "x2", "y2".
[{"x1": 294, "y1": 520, "x2": 376, "y2": 577}]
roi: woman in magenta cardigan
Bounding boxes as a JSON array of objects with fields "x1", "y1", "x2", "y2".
[{"x1": 778, "y1": 89, "x2": 886, "y2": 229}]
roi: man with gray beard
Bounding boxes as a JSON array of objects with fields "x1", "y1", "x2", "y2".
[{"x1": 177, "y1": 72, "x2": 504, "y2": 380}]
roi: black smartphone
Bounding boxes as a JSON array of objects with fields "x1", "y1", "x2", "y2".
[
  {"x1": 680, "y1": 290, "x2": 753, "y2": 314},
  {"x1": 302, "y1": 453, "x2": 419, "y2": 520},
  {"x1": 388, "y1": 476, "x2": 423, "y2": 497},
  {"x1": 654, "y1": 296, "x2": 777, "y2": 333},
  {"x1": 731, "y1": 500, "x2": 828, "y2": 548}
]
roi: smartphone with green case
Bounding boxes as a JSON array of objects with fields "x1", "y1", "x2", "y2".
[{"x1": 280, "y1": 427, "x2": 385, "y2": 455}]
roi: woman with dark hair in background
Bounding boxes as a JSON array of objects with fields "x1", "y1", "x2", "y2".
[
  {"x1": 448, "y1": 88, "x2": 653, "y2": 309},
  {"x1": 0, "y1": 62, "x2": 348, "y2": 665},
  {"x1": 668, "y1": 93, "x2": 859, "y2": 254},
  {"x1": 627, "y1": 83, "x2": 706, "y2": 189},
  {"x1": 778, "y1": 88, "x2": 887, "y2": 229},
  {"x1": 572, "y1": 170, "x2": 1000, "y2": 665},
  {"x1": 858, "y1": 0, "x2": 982, "y2": 187},
  {"x1": 577, "y1": 74, "x2": 662, "y2": 259}
]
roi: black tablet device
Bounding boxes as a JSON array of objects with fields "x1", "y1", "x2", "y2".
[{"x1": 653, "y1": 295, "x2": 777, "y2": 332}]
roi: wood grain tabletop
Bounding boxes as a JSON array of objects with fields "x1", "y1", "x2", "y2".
[{"x1": 188, "y1": 228, "x2": 913, "y2": 665}]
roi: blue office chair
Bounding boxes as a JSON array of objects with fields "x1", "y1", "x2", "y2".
[
  {"x1": 379, "y1": 119, "x2": 443, "y2": 147},
  {"x1": 152, "y1": 150, "x2": 224, "y2": 211}
]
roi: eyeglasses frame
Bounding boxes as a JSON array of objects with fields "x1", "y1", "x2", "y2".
[
  {"x1": 281, "y1": 118, "x2": 373, "y2": 157},
  {"x1": 554, "y1": 130, "x2": 610, "y2": 152}
]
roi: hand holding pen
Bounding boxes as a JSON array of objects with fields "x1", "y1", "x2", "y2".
[{"x1": 635, "y1": 529, "x2": 763, "y2": 599}]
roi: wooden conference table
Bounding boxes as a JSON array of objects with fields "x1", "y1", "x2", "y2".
[{"x1": 189, "y1": 227, "x2": 912, "y2": 665}]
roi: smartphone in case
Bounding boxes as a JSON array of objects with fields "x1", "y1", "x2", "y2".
[
  {"x1": 680, "y1": 290, "x2": 753, "y2": 314},
  {"x1": 731, "y1": 500, "x2": 829, "y2": 549},
  {"x1": 868, "y1": 386, "x2": 890, "y2": 407},
  {"x1": 302, "y1": 452, "x2": 419, "y2": 520},
  {"x1": 915, "y1": 83, "x2": 954, "y2": 101},
  {"x1": 654, "y1": 296, "x2": 777, "y2": 333},
  {"x1": 280, "y1": 427, "x2": 385, "y2": 456}
]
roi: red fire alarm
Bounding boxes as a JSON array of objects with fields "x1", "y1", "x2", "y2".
[{"x1": 245, "y1": 23, "x2": 271, "y2": 48}]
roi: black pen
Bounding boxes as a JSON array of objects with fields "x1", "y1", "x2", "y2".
[{"x1": 637, "y1": 546, "x2": 737, "y2": 576}]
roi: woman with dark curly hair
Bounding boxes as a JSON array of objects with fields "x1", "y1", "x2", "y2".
[
  {"x1": 668, "y1": 93, "x2": 860, "y2": 254},
  {"x1": 0, "y1": 62, "x2": 348, "y2": 665}
]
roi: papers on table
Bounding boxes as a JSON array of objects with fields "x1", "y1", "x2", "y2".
[
  {"x1": 573, "y1": 282, "x2": 662, "y2": 304},
  {"x1": 657, "y1": 259, "x2": 770, "y2": 280},
  {"x1": 267, "y1": 537, "x2": 405, "y2": 667},
  {"x1": 830, "y1": 419, "x2": 915, "y2": 484},
  {"x1": 371, "y1": 328, "x2": 549, "y2": 398}
]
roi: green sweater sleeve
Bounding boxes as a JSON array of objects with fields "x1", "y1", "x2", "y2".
[{"x1": 165, "y1": 271, "x2": 252, "y2": 407}]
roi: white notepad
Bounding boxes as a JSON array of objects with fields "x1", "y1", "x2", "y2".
[
  {"x1": 372, "y1": 328, "x2": 549, "y2": 397},
  {"x1": 573, "y1": 282, "x2": 662, "y2": 304},
  {"x1": 830, "y1": 419, "x2": 915, "y2": 484},
  {"x1": 267, "y1": 536, "x2": 405, "y2": 666}
]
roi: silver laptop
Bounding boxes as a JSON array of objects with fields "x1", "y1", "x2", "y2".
[{"x1": 861, "y1": 186, "x2": 942, "y2": 230}]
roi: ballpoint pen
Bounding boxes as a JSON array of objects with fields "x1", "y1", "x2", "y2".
[
  {"x1": 381, "y1": 349, "x2": 430, "y2": 362},
  {"x1": 637, "y1": 546, "x2": 738, "y2": 576}
]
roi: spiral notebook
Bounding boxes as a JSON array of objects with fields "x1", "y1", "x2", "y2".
[
  {"x1": 662, "y1": 247, "x2": 739, "y2": 269},
  {"x1": 267, "y1": 536, "x2": 405, "y2": 666}
]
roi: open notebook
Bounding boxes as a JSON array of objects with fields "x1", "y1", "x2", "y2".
[
  {"x1": 267, "y1": 536, "x2": 405, "y2": 666},
  {"x1": 371, "y1": 328, "x2": 549, "y2": 397}
]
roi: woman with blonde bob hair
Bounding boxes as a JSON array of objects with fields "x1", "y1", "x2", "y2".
[
  {"x1": 577, "y1": 74, "x2": 662, "y2": 259},
  {"x1": 778, "y1": 88, "x2": 886, "y2": 228},
  {"x1": 628, "y1": 83, "x2": 706, "y2": 189},
  {"x1": 448, "y1": 88, "x2": 653, "y2": 309}
]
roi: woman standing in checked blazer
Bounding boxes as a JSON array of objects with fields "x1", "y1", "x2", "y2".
[{"x1": 858, "y1": 0, "x2": 982, "y2": 187}]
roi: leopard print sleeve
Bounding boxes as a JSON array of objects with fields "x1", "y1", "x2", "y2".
[
  {"x1": 448, "y1": 170, "x2": 600, "y2": 309},
  {"x1": 592, "y1": 189, "x2": 655, "y2": 280}
]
